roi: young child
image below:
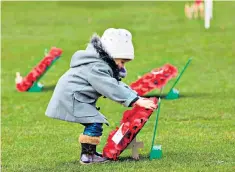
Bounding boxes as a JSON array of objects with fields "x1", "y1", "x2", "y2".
[{"x1": 45, "y1": 28, "x2": 157, "y2": 164}]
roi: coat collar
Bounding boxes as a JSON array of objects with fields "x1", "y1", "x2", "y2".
[{"x1": 90, "y1": 34, "x2": 121, "y2": 81}]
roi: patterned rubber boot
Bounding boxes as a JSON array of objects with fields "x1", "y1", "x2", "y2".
[
  {"x1": 79, "y1": 134, "x2": 109, "y2": 164},
  {"x1": 80, "y1": 143, "x2": 109, "y2": 164}
]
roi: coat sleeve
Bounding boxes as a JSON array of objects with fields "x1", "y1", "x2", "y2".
[{"x1": 87, "y1": 63, "x2": 139, "y2": 107}]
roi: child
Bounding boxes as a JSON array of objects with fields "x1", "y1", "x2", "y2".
[{"x1": 45, "y1": 28, "x2": 157, "y2": 164}]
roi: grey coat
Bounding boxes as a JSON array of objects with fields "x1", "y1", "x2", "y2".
[{"x1": 45, "y1": 35, "x2": 139, "y2": 125}]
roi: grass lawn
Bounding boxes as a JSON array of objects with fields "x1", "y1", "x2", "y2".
[{"x1": 1, "y1": 1, "x2": 235, "y2": 172}]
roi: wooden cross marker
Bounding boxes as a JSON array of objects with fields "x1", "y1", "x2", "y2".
[{"x1": 126, "y1": 137, "x2": 144, "y2": 160}]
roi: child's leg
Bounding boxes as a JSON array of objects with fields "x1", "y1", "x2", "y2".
[
  {"x1": 79, "y1": 123, "x2": 108, "y2": 164},
  {"x1": 83, "y1": 123, "x2": 103, "y2": 137}
]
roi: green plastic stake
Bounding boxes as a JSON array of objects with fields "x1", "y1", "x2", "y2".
[
  {"x1": 28, "y1": 57, "x2": 60, "y2": 92},
  {"x1": 165, "y1": 88, "x2": 179, "y2": 99},
  {"x1": 150, "y1": 98, "x2": 162, "y2": 160},
  {"x1": 165, "y1": 57, "x2": 193, "y2": 100},
  {"x1": 28, "y1": 82, "x2": 44, "y2": 92}
]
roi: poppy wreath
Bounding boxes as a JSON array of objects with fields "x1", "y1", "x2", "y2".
[
  {"x1": 16, "y1": 47, "x2": 63, "y2": 92},
  {"x1": 102, "y1": 97, "x2": 158, "y2": 160},
  {"x1": 130, "y1": 64, "x2": 178, "y2": 96}
]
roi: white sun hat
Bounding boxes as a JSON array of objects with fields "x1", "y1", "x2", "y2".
[{"x1": 101, "y1": 28, "x2": 135, "y2": 60}]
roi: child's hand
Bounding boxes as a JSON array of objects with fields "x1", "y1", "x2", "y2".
[{"x1": 134, "y1": 98, "x2": 157, "y2": 110}]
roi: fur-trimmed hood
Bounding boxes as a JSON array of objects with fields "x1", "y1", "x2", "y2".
[{"x1": 70, "y1": 35, "x2": 120, "y2": 80}]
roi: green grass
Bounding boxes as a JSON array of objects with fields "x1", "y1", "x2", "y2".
[{"x1": 1, "y1": 1, "x2": 235, "y2": 172}]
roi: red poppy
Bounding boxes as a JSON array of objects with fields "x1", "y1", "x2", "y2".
[
  {"x1": 16, "y1": 47, "x2": 63, "y2": 92},
  {"x1": 130, "y1": 64, "x2": 178, "y2": 96},
  {"x1": 102, "y1": 98, "x2": 158, "y2": 160}
]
